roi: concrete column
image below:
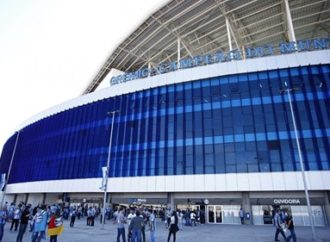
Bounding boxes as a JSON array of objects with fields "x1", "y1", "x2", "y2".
[
  {"x1": 167, "y1": 192, "x2": 175, "y2": 212},
  {"x1": 242, "y1": 192, "x2": 252, "y2": 225},
  {"x1": 42, "y1": 193, "x2": 46, "y2": 205},
  {"x1": 25, "y1": 193, "x2": 29, "y2": 204},
  {"x1": 324, "y1": 191, "x2": 330, "y2": 226}
]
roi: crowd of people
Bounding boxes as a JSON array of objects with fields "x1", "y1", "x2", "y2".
[
  {"x1": 0, "y1": 201, "x2": 298, "y2": 242},
  {"x1": 0, "y1": 202, "x2": 65, "y2": 242}
]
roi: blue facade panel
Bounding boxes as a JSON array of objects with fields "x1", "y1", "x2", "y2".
[{"x1": 0, "y1": 64, "x2": 330, "y2": 183}]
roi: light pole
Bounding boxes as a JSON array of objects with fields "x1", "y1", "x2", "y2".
[
  {"x1": 101, "y1": 110, "x2": 119, "y2": 229},
  {"x1": 0, "y1": 130, "x2": 20, "y2": 207},
  {"x1": 283, "y1": 82, "x2": 316, "y2": 240}
]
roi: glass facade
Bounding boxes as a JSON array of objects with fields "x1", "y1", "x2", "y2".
[{"x1": 0, "y1": 64, "x2": 330, "y2": 184}]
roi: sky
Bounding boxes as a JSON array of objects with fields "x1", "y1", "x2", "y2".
[{"x1": 0, "y1": 0, "x2": 166, "y2": 152}]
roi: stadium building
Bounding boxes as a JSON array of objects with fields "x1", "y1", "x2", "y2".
[{"x1": 1, "y1": 0, "x2": 330, "y2": 226}]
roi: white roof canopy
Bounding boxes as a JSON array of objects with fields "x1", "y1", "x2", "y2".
[{"x1": 83, "y1": 0, "x2": 330, "y2": 94}]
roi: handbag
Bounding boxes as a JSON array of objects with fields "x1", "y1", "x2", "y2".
[
  {"x1": 280, "y1": 223, "x2": 287, "y2": 233},
  {"x1": 175, "y1": 224, "x2": 180, "y2": 232}
]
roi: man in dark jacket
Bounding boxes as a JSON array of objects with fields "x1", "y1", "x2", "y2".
[
  {"x1": 16, "y1": 204, "x2": 31, "y2": 242},
  {"x1": 129, "y1": 210, "x2": 144, "y2": 242}
]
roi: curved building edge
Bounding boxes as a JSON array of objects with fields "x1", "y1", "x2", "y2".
[{"x1": 17, "y1": 50, "x2": 330, "y2": 131}]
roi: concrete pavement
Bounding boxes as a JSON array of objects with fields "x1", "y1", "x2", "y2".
[{"x1": 3, "y1": 217, "x2": 330, "y2": 242}]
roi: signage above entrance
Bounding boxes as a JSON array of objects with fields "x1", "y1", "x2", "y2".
[
  {"x1": 110, "y1": 37, "x2": 330, "y2": 86},
  {"x1": 273, "y1": 198, "x2": 301, "y2": 205}
]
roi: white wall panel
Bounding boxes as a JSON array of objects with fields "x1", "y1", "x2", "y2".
[
  {"x1": 283, "y1": 172, "x2": 299, "y2": 190},
  {"x1": 266, "y1": 56, "x2": 279, "y2": 70},
  {"x1": 183, "y1": 175, "x2": 195, "y2": 191},
  {"x1": 122, "y1": 177, "x2": 132, "y2": 192},
  {"x1": 321, "y1": 171, "x2": 330, "y2": 189},
  {"x1": 275, "y1": 54, "x2": 290, "y2": 69},
  {"x1": 317, "y1": 49, "x2": 330, "y2": 64},
  {"x1": 272, "y1": 172, "x2": 285, "y2": 190},
  {"x1": 225, "y1": 173, "x2": 238, "y2": 191},
  {"x1": 5, "y1": 171, "x2": 330, "y2": 194},
  {"x1": 215, "y1": 173, "x2": 227, "y2": 191},
  {"x1": 228, "y1": 60, "x2": 238, "y2": 75},
  {"x1": 137, "y1": 176, "x2": 147, "y2": 192},
  {"x1": 155, "y1": 176, "x2": 165, "y2": 192},
  {"x1": 295, "y1": 172, "x2": 305, "y2": 190},
  {"x1": 285, "y1": 54, "x2": 299, "y2": 68},
  {"x1": 259, "y1": 173, "x2": 274, "y2": 191},
  {"x1": 236, "y1": 60, "x2": 248, "y2": 73},
  {"x1": 248, "y1": 173, "x2": 261, "y2": 191},
  {"x1": 193, "y1": 174, "x2": 205, "y2": 191},
  {"x1": 146, "y1": 176, "x2": 156, "y2": 192},
  {"x1": 174, "y1": 175, "x2": 185, "y2": 192},
  {"x1": 256, "y1": 57, "x2": 268, "y2": 71},
  {"x1": 165, "y1": 175, "x2": 175, "y2": 191},
  {"x1": 308, "y1": 171, "x2": 325, "y2": 190},
  {"x1": 199, "y1": 64, "x2": 210, "y2": 79},
  {"x1": 204, "y1": 174, "x2": 216, "y2": 191},
  {"x1": 246, "y1": 58, "x2": 259, "y2": 72},
  {"x1": 237, "y1": 173, "x2": 249, "y2": 191}
]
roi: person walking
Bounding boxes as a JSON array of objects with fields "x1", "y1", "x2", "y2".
[
  {"x1": 129, "y1": 210, "x2": 144, "y2": 242},
  {"x1": 0, "y1": 205, "x2": 7, "y2": 242},
  {"x1": 274, "y1": 209, "x2": 286, "y2": 242},
  {"x1": 31, "y1": 204, "x2": 48, "y2": 242},
  {"x1": 69, "y1": 209, "x2": 76, "y2": 227},
  {"x1": 177, "y1": 210, "x2": 183, "y2": 231},
  {"x1": 149, "y1": 210, "x2": 157, "y2": 242},
  {"x1": 239, "y1": 207, "x2": 244, "y2": 225},
  {"x1": 116, "y1": 207, "x2": 127, "y2": 242},
  {"x1": 16, "y1": 204, "x2": 31, "y2": 242},
  {"x1": 127, "y1": 209, "x2": 135, "y2": 242},
  {"x1": 167, "y1": 211, "x2": 179, "y2": 242},
  {"x1": 190, "y1": 211, "x2": 197, "y2": 226},
  {"x1": 11, "y1": 204, "x2": 22, "y2": 231},
  {"x1": 285, "y1": 214, "x2": 296, "y2": 242},
  {"x1": 86, "y1": 207, "x2": 92, "y2": 226}
]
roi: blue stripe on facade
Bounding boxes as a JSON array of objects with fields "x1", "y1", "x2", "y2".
[{"x1": 0, "y1": 64, "x2": 329, "y2": 182}]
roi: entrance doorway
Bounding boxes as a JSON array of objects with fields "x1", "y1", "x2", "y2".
[{"x1": 207, "y1": 205, "x2": 222, "y2": 223}]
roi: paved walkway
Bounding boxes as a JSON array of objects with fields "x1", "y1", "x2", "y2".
[{"x1": 3, "y1": 217, "x2": 330, "y2": 242}]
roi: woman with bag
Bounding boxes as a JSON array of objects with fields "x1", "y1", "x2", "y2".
[{"x1": 167, "y1": 211, "x2": 179, "y2": 242}]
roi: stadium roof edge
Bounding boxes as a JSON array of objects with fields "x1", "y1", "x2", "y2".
[{"x1": 82, "y1": 0, "x2": 330, "y2": 94}]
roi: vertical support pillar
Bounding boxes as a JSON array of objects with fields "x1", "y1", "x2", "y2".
[
  {"x1": 167, "y1": 192, "x2": 175, "y2": 212},
  {"x1": 42, "y1": 193, "x2": 46, "y2": 205},
  {"x1": 324, "y1": 191, "x2": 330, "y2": 226},
  {"x1": 177, "y1": 37, "x2": 181, "y2": 69},
  {"x1": 25, "y1": 193, "x2": 29, "y2": 204},
  {"x1": 148, "y1": 62, "x2": 152, "y2": 77},
  {"x1": 13, "y1": 194, "x2": 17, "y2": 204},
  {"x1": 242, "y1": 192, "x2": 252, "y2": 225},
  {"x1": 284, "y1": 0, "x2": 296, "y2": 42},
  {"x1": 225, "y1": 16, "x2": 233, "y2": 51}
]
